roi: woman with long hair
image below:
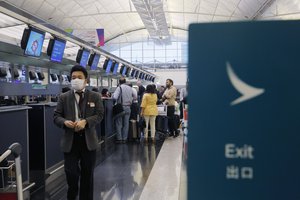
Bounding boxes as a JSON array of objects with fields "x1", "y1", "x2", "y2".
[{"x1": 140, "y1": 84, "x2": 158, "y2": 143}]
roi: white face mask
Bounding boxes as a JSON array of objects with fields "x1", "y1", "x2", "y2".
[{"x1": 71, "y1": 78, "x2": 85, "y2": 91}]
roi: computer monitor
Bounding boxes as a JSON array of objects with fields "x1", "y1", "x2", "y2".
[
  {"x1": 47, "y1": 38, "x2": 66, "y2": 63},
  {"x1": 88, "y1": 53, "x2": 100, "y2": 70},
  {"x1": 106, "y1": 59, "x2": 113, "y2": 73},
  {"x1": 76, "y1": 48, "x2": 90, "y2": 67},
  {"x1": 21, "y1": 27, "x2": 45, "y2": 57},
  {"x1": 122, "y1": 66, "x2": 127, "y2": 76},
  {"x1": 113, "y1": 62, "x2": 119, "y2": 75}
]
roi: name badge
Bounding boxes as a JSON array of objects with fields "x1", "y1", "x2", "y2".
[{"x1": 88, "y1": 102, "x2": 95, "y2": 107}]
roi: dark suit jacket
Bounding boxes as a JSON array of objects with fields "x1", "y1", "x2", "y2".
[{"x1": 53, "y1": 90, "x2": 104, "y2": 152}]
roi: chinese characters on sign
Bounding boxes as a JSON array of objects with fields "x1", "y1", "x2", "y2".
[{"x1": 225, "y1": 143, "x2": 254, "y2": 180}]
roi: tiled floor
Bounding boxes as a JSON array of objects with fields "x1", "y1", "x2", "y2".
[
  {"x1": 30, "y1": 140, "x2": 164, "y2": 200},
  {"x1": 93, "y1": 141, "x2": 164, "y2": 200},
  {"x1": 29, "y1": 134, "x2": 186, "y2": 200},
  {"x1": 139, "y1": 135, "x2": 185, "y2": 200}
]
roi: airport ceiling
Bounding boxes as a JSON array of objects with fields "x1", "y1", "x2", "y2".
[{"x1": 0, "y1": 0, "x2": 300, "y2": 59}]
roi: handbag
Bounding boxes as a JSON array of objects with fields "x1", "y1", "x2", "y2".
[
  {"x1": 113, "y1": 86, "x2": 126, "y2": 118},
  {"x1": 138, "y1": 116, "x2": 146, "y2": 128}
]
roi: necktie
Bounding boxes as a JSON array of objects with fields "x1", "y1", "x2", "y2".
[{"x1": 76, "y1": 91, "x2": 84, "y2": 118}]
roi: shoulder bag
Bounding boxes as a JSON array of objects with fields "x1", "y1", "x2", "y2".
[{"x1": 113, "y1": 86, "x2": 126, "y2": 118}]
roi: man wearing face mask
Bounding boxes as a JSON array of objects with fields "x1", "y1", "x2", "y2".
[{"x1": 54, "y1": 65, "x2": 104, "y2": 200}]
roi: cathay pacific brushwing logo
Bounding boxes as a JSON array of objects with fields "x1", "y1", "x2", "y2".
[{"x1": 226, "y1": 62, "x2": 265, "y2": 106}]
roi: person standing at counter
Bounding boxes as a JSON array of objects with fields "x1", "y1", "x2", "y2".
[
  {"x1": 53, "y1": 65, "x2": 104, "y2": 200},
  {"x1": 140, "y1": 84, "x2": 158, "y2": 143},
  {"x1": 113, "y1": 77, "x2": 137, "y2": 143},
  {"x1": 162, "y1": 78, "x2": 178, "y2": 137}
]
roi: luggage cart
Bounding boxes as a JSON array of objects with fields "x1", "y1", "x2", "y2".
[
  {"x1": 157, "y1": 104, "x2": 167, "y2": 116},
  {"x1": 155, "y1": 105, "x2": 169, "y2": 139},
  {"x1": 0, "y1": 143, "x2": 23, "y2": 200}
]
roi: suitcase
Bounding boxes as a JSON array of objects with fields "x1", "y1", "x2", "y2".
[
  {"x1": 155, "y1": 115, "x2": 168, "y2": 136},
  {"x1": 128, "y1": 120, "x2": 139, "y2": 141},
  {"x1": 130, "y1": 102, "x2": 139, "y2": 120},
  {"x1": 174, "y1": 114, "x2": 181, "y2": 130}
]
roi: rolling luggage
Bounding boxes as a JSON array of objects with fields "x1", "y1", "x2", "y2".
[
  {"x1": 155, "y1": 105, "x2": 169, "y2": 138},
  {"x1": 174, "y1": 114, "x2": 181, "y2": 130},
  {"x1": 155, "y1": 115, "x2": 168, "y2": 136},
  {"x1": 128, "y1": 120, "x2": 139, "y2": 142}
]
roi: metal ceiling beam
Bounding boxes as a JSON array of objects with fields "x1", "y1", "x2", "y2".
[
  {"x1": 251, "y1": 0, "x2": 277, "y2": 20},
  {"x1": 131, "y1": 0, "x2": 170, "y2": 41}
]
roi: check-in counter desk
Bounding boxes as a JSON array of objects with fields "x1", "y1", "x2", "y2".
[
  {"x1": 0, "y1": 106, "x2": 31, "y2": 183},
  {"x1": 96, "y1": 98, "x2": 115, "y2": 140},
  {"x1": 27, "y1": 103, "x2": 64, "y2": 190}
]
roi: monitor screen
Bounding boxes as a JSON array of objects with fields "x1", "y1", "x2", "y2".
[
  {"x1": 125, "y1": 67, "x2": 131, "y2": 77},
  {"x1": 135, "y1": 71, "x2": 139, "y2": 79},
  {"x1": 122, "y1": 66, "x2": 127, "y2": 76},
  {"x1": 90, "y1": 54, "x2": 100, "y2": 70},
  {"x1": 110, "y1": 61, "x2": 116, "y2": 73},
  {"x1": 80, "y1": 50, "x2": 90, "y2": 67},
  {"x1": 50, "y1": 39, "x2": 66, "y2": 63},
  {"x1": 106, "y1": 59, "x2": 113, "y2": 73},
  {"x1": 131, "y1": 69, "x2": 135, "y2": 77},
  {"x1": 113, "y1": 63, "x2": 119, "y2": 74},
  {"x1": 24, "y1": 28, "x2": 45, "y2": 57},
  {"x1": 139, "y1": 72, "x2": 143, "y2": 79}
]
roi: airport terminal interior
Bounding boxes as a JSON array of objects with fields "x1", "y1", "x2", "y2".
[{"x1": 0, "y1": 0, "x2": 299, "y2": 199}]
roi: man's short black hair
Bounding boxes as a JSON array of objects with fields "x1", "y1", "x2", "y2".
[
  {"x1": 70, "y1": 65, "x2": 88, "y2": 79},
  {"x1": 166, "y1": 78, "x2": 173, "y2": 85},
  {"x1": 119, "y1": 77, "x2": 126, "y2": 85}
]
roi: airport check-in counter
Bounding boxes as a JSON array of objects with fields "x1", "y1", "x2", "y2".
[
  {"x1": 96, "y1": 98, "x2": 114, "y2": 141},
  {"x1": 0, "y1": 106, "x2": 31, "y2": 183},
  {"x1": 27, "y1": 103, "x2": 63, "y2": 190}
]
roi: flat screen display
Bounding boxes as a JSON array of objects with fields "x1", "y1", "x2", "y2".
[
  {"x1": 24, "y1": 29, "x2": 45, "y2": 57},
  {"x1": 131, "y1": 69, "x2": 135, "y2": 77},
  {"x1": 91, "y1": 54, "x2": 100, "y2": 70},
  {"x1": 106, "y1": 60, "x2": 113, "y2": 73},
  {"x1": 135, "y1": 71, "x2": 139, "y2": 79},
  {"x1": 80, "y1": 50, "x2": 90, "y2": 67},
  {"x1": 122, "y1": 66, "x2": 127, "y2": 76},
  {"x1": 110, "y1": 61, "x2": 116, "y2": 73},
  {"x1": 50, "y1": 39, "x2": 66, "y2": 62},
  {"x1": 126, "y1": 67, "x2": 131, "y2": 77},
  {"x1": 113, "y1": 63, "x2": 119, "y2": 74}
]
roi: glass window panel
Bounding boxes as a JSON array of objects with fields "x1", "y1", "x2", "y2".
[
  {"x1": 132, "y1": 50, "x2": 143, "y2": 58},
  {"x1": 166, "y1": 57, "x2": 178, "y2": 62},
  {"x1": 143, "y1": 57, "x2": 154, "y2": 63},
  {"x1": 154, "y1": 44, "x2": 164, "y2": 50},
  {"x1": 120, "y1": 44, "x2": 131, "y2": 51},
  {"x1": 155, "y1": 49, "x2": 165, "y2": 57},
  {"x1": 143, "y1": 50, "x2": 154, "y2": 57},
  {"x1": 155, "y1": 57, "x2": 165, "y2": 62},
  {"x1": 165, "y1": 42, "x2": 177, "y2": 49},
  {"x1": 120, "y1": 50, "x2": 131, "y2": 57},
  {"x1": 122, "y1": 57, "x2": 131, "y2": 62},
  {"x1": 166, "y1": 49, "x2": 177, "y2": 57},
  {"x1": 143, "y1": 42, "x2": 154, "y2": 50},
  {"x1": 132, "y1": 58, "x2": 143, "y2": 64},
  {"x1": 177, "y1": 54, "x2": 182, "y2": 61},
  {"x1": 111, "y1": 50, "x2": 119, "y2": 57},
  {"x1": 132, "y1": 42, "x2": 142, "y2": 50}
]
